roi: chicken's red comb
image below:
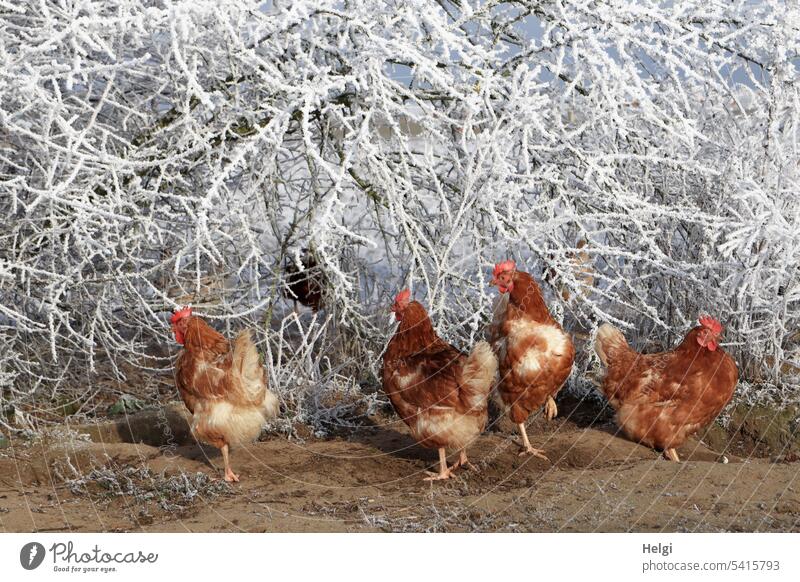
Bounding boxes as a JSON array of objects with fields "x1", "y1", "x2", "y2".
[
  {"x1": 170, "y1": 306, "x2": 192, "y2": 324},
  {"x1": 394, "y1": 289, "x2": 411, "y2": 304},
  {"x1": 493, "y1": 260, "x2": 516, "y2": 278},
  {"x1": 698, "y1": 315, "x2": 722, "y2": 334}
]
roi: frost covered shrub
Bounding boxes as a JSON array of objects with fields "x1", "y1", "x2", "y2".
[{"x1": 0, "y1": 0, "x2": 797, "y2": 426}]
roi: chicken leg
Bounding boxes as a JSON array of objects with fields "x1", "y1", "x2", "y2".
[
  {"x1": 664, "y1": 448, "x2": 680, "y2": 462},
  {"x1": 424, "y1": 447, "x2": 454, "y2": 481},
  {"x1": 221, "y1": 443, "x2": 240, "y2": 482},
  {"x1": 518, "y1": 423, "x2": 550, "y2": 460},
  {"x1": 450, "y1": 449, "x2": 479, "y2": 472},
  {"x1": 544, "y1": 395, "x2": 558, "y2": 420}
]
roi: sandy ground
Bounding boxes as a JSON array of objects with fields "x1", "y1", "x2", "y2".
[{"x1": 1, "y1": 403, "x2": 799, "y2": 533}]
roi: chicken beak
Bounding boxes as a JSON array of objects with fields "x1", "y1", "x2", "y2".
[{"x1": 709, "y1": 332, "x2": 722, "y2": 350}]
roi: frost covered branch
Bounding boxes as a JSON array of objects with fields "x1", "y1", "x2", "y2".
[{"x1": 1, "y1": 0, "x2": 797, "y2": 426}]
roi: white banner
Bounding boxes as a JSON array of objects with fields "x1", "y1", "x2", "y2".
[{"x1": 1, "y1": 533, "x2": 797, "y2": 581}]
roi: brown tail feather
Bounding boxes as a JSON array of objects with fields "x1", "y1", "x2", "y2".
[{"x1": 595, "y1": 323, "x2": 630, "y2": 368}]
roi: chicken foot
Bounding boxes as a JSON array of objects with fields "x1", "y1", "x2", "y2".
[
  {"x1": 424, "y1": 447, "x2": 455, "y2": 481},
  {"x1": 220, "y1": 443, "x2": 240, "y2": 482},
  {"x1": 450, "y1": 449, "x2": 479, "y2": 473},
  {"x1": 544, "y1": 396, "x2": 558, "y2": 420},
  {"x1": 664, "y1": 448, "x2": 680, "y2": 462},
  {"x1": 517, "y1": 423, "x2": 550, "y2": 460}
]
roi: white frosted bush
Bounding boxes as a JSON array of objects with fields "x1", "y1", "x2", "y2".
[{"x1": 0, "y1": 0, "x2": 797, "y2": 426}]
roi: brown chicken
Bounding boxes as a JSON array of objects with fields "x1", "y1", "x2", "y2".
[
  {"x1": 595, "y1": 316, "x2": 738, "y2": 461},
  {"x1": 383, "y1": 289, "x2": 498, "y2": 480},
  {"x1": 489, "y1": 260, "x2": 575, "y2": 459},
  {"x1": 170, "y1": 307, "x2": 279, "y2": 482}
]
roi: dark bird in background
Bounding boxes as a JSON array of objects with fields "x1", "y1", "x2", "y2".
[{"x1": 283, "y1": 248, "x2": 325, "y2": 312}]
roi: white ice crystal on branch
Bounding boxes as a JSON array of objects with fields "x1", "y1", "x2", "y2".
[{"x1": 0, "y1": 0, "x2": 797, "y2": 426}]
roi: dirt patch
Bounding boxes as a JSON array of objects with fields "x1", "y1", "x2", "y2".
[
  {"x1": 723, "y1": 404, "x2": 800, "y2": 458},
  {"x1": 71, "y1": 404, "x2": 194, "y2": 448},
  {"x1": 1, "y1": 401, "x2": 799, "y2": 532}
]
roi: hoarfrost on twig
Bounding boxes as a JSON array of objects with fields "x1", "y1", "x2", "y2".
[{"x1": 0, "y1": 0, "x2": 797, "y2": 427}]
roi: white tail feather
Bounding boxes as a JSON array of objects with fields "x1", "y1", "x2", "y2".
[
  {"x1": 461, "y1": 341, "x2": 498, "y2": 410},
  {"x1": 232, "y1": 331, "x2": 265, "y2": 399},
  {"x1": 199, "y1": 330, "x2": 280, "y2": 447}
]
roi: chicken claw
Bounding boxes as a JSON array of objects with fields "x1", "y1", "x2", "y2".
[
  {"x1": 221, "y1": 444, "x2": 240, "y2": 483},
  {"x1": 519, "y1": 446, "x2": 550, "y2": 461},
  {"x1": 664, "y1": 448, "x2": 680, "y2": 462},
  {"x1": 544, "y1": 396, "x2": 558, "y2": 420},
  {"x1": 424, "y1": 447, "x2": 454, "y2": 481},
  {"x1": 450, "y1": 450, "x2": 480, "y2": 473},
  {"x1": 424, "y1": 469, "x2": 454, "y2": 481},
  {"x1": 517, "y1": 423, "x2": 550, "y2": 461}
]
